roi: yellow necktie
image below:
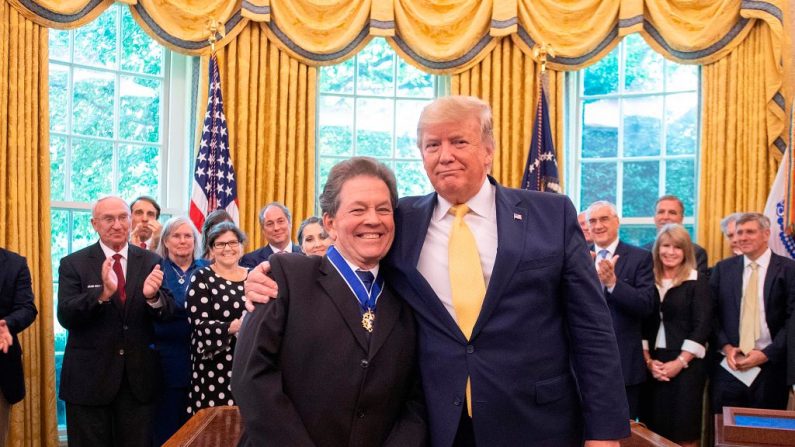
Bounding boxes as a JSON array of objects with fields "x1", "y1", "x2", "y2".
[
  {"x1": 739, "y1": 261, "x2": 760, "y2": 355},
  {"x1": 448, "y1": 204, "x2": 486, "y2": 417}
]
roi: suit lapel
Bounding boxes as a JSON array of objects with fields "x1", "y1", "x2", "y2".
[
  {"x1": 731, "y1": 256, "x2": 744, "y2": 314},
  {"x1": 613, "y1": 241, "x2": 630, "y2": 281},
  {"x1": 471, "y1": 182, "x2": 525, "y2": 339},
  {"x1": 763, "y1": 254, "x2": 780, "y2": 314},
  {"x1": 87, "y1": 243, "x2": 125, "y2": 315},
  {"x1": 317, "y1": 258, "x2": 369, "y2": 352},
  {"x1": 368, "y1": 285, "x2": 401, "y2": 359},
  {"x1": 125, "y1": 245, "x2": 145, "y2": 317}
]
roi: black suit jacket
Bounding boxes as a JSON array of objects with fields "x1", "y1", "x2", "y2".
[
  {"x1": 604, "y1": 241, "x2": 657, "y2": 385},
  {"x1": 232, "y1": 254, "x2": 426, "y2": 447},
  {"x1": 239, "y1": 243, "x2": 302, "y2": 269},
  {"x1": 642, "y1": 273, "x2": 712, "y2": 354},
  {"x1": 644, "y1": 240, "x2": 709, "y2": 276},
  {"x1": 0, "y1": 248, "x2": 37, "y2": 404},
  {"x1": 711, "y1": 252, "x2": 795, "y2": 365},
  {"x1": 57, "y1": 242, "x2": 174, "y2": 405}
]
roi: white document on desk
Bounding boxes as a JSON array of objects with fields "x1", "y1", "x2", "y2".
[{"x1": 720, "y1": 358, "x2": 761, "y2": 387}]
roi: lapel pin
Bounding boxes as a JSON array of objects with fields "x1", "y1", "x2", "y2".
[{"x1": 513, "y1": 213, "x2": 522, "y2": 221}]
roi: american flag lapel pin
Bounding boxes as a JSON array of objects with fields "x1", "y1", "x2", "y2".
[{"x1": 513, "y1": 213, "x2": 522, "y2": 221}]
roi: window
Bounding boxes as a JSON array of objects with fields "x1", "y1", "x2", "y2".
[
  {"x1": 48, "y1": 4, "x2": 193, "y2": 429},
  {"x1": 566, "y1": 34, "x2": 700, "y2": 246},
  {"x1": 316, "y1": 38, "x2": 442, "y2": 203}
]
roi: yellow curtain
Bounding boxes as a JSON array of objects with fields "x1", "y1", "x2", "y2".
[
  {"x1": 451, "y1": 38, "x2": 565, "y2": 190},
  {"x1": 0, "y1": 2, "x2": 58, "y2": 446},
  {"x1": 199, "y1": 22, "x2": 317, "y2": 248},
  {"x1": 698, "y1": 23, "x2": 779, "y2": 261}
]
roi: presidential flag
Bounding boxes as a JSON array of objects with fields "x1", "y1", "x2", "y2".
[
  {"x1": 189, "y1": 54, "x2": 240, "y2": 231},
  {"x1": 763, "y1": 102, "x2": 795, "y2": 259},
  {"x1": 521, "y1": 85, "x2": 561, "y2": 193}
]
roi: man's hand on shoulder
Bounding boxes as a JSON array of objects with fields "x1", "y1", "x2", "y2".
[{"x1": 244, "y1": 261, "x2": 279, "y2": 312}]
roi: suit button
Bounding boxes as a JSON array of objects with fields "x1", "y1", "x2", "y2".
[
  {"x1": 360, "y1": 359, "x2": 369, "y2": 368},
  {"x1": 454, "y1": 398, "x2": 462, "y2": 406},
  {"x1": 466, "y1": 345, "x2": 474, "y2": 354},
  {"x1": 118, "y1": 349, "x2": 125, "y2": 356},
  {"x1": 123, "y1": 325, "x2": 128, "y2": 330},
  {"x1": 357, "y1": 410, "x2": 365, "y2": 418}
]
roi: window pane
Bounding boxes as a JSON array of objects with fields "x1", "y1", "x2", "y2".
[
  {"x1": 119, "y1": 76, "x2": 161, "y2": 143},
  {"x1": 50, "y1": 136, "x2": 67, "y2": 201},
  {"x1": 50, "y1": 210, "x2": 70, "y2": 277},
  {"x1": 70, "y1": 138, "x2": 113, "y2": 202},
  {"x1": 355, "y1": 98, "x2": 393, "y2": 158},
  {"x1": 71, "y1": 210, "x2": 97, "y2": 251},
  {"x1": 665, "y1": 159, "x2": 696, "y2": 217},
  {"x1": 319, "y1": 58, "x2": 354, "y2": 94},
  {"x1": 118, "y1": 144, "x2": 160, "y2": 200},
  {"x1": 580, "y1": 162, "x2": 616, "y2": 207},
  {"x1": 72, "y1": 69, "x2": 115, "y2": 138},
  {"x1": 50, "y1": 64, "x2": 70, "y2": 133},
  {"x1": 73, "y1": 7, "x2": 118, "y2": 68},
  {"x1": 49, "y1": 30, "x2": 70, "y2": 62},
  {"x1": 317, "y1": 96, "x2": 353, "y2": 156},
  {"x1": 619, "y1": 225, "x2": 658, "y2": 247},
  {"x1": 622, "y1": 161, "x2": 659, "y2": 217},
  {"x1": 666, "y1": 62, "x2": 698, "y2": 92},
  {"x1": 317, "y1": 157, "x2": 338, "y2": 194},
  {"x1": 397, "y1": 58, "x2": 434, "y2": 98},
  {"x1": 665, "y1": 93, "x2": 697, "y2": 155},
  {"x1": 395, "y1": 99, "x2": 427, "y2": 158},
  {"x1": 120, "y1": 7, "x2": 163, "y2": 75},
  {"x1": 582, "y1": 99, "x2": 618, "y2": 158},
  {"x1": 356, "y1": 39, "x2": 395, "y2": 96},
  {"x1": 583, "y1": 50, "x2": 617, "y2": 96},
  {"x1": 623, "y1": 96, "x2": 662, "y2": 157},
  {"x1": 624, "y1": 35, "x2": 663, "y2": 93},
  {"x1": 395, "y1": 160, "x2": 432, "y2": 197}
]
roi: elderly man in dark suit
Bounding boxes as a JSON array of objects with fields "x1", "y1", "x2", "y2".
[
  {"x1": 711, "y1": 212, "x2": 795, "y2": 413},
  {"x1": 232, "y1": 157, "x2": 425, "y2": 446},
  {"x1": 239, "y1": 202, "x2": 302, "y2": 268},
  {"x1": 57, "y1": 196, "x2": 174, "y2": 447},
  {"x1": 0, "y1": 247, "x2": 37, "y2": 445},
  {"x1": 587, "y1": 200, "x2": 656, "y2": 419},
  {"x1": 643, "y1": 195, "x2": 709, "y2": 275}
]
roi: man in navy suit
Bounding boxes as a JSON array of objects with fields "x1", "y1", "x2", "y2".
[
  {"x1": 240, "y1": 202, "x2": 302, "y2": 268},
  {"x1": 0, "y1": 247, "x2": 37, "y2": 446},
  {"x1": 710, "y1": 212, "x2": 795, "y2": 413},
  {"x1": 586, "y1": 201, "x2": 656, "y2": 419},
  {"x1": 245, "y1": 96, "x2": 629, "y2": 446}
]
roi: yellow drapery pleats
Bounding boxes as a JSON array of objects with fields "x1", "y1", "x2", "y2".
[
  {"x1": 452, "y1": 38, "x2": 565, "y2": 189},
  {"x1": 698, "y1": 23, "x2": 779, "y2": 262},
  {"x1": 0, "y1": 2, "x2": 58, "y2": 446},
  {"x1": 198, "y1": 23, "x2": 317, "y2": 247}
]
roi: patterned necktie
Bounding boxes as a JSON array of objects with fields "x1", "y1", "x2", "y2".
[
  {"x1": 448, "y1": 204, "x2": 485, "y2": 417},
  {"x1": 356, "y1": 270, "x2": 374, "y2": 294},
  {"x1": 112, "y1": 254, "x2": 127, "y2": 305},
  {"x1": 598, "y1": 249, "x2": 609, "y2": 260},
  {"x1": 739, "y1": 261, "x2": 760, "y2": 354}
]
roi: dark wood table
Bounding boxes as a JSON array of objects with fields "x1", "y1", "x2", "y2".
[{"x1": 163, "y1": 406, "x2": 241, "y2": 447}]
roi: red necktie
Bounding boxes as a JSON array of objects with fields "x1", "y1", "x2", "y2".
[
  {"x1": 112, "y1": 254, "x2": 127, "y2": 305},
  {"x1": 140, "y1": 242, "x2": 147, "y2": 249}
]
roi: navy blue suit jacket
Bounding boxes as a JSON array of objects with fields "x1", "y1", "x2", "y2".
[
  {"x1": 239, "y1": 244, "x2": 302, "y2": 269},
  {"x1": 0, "y1": 248, "x2": 37, "y2": 404},
  {"x1": 385, "y1": 178, "x2": 630, "y2": 446},
  {"x1": 604, "y1": 241, "x2": 656, "y2": 385}
]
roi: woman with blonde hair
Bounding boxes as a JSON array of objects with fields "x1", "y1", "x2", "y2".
[{"x1": 641, "y1": 223, "x2": 712, "y2": 446}]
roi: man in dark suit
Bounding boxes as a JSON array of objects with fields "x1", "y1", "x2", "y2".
[
  {"x1": 245, "y1": 97, "x2": 629, "y2": 446},
  {"x1": 586, "y1": 200, "x2": 656, "y2": 420},
  {"x1": 0, "y1": 248, "x2": 37, "y2": 445},
  {"x1": 710, "y1": 212, "x2": 795, "y2": 413},
  {"x1": 57, "y1": 196, "x2": 174, "y2": 447},
  {"x1": 643, "y1": 195, "x2": 709, "y2": 275},
  {"x1": 232, "y1": 157, "x2": 425, "y2": 446},
  {"x1": 239, "y1": 202, "x2": 302, "y2": 268}
]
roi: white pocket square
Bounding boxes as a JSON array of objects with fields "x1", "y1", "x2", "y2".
[{"x1": 87, "y1": 284, "x2": 102, "y2": 289}]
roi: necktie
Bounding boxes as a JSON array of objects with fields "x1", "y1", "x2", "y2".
[
  {"x1": 739, "y1": 261, "x2": 760, "y2": 355},
  {"x1": 112, "y1": 254, "x2": 127, "y2": 305},
  {"x1": 448, "y1": 204, "x2": 485, "y2": 417},
  {"x1": 598, "y1": 249, "x2": 609, "y2": 260},
  {"x1": 356, "y1": 270, "x2": 374, "y2": 293}
]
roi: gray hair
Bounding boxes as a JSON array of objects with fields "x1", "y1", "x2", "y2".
[
  {"x1": 92, "y1": 196, "x2": 130, "y2": 218},
  {"x1": 736, "y1": 212, "x2": 770, "y2": 231},
  {"x1": 156, "y1": 216, "x2": 201, "y2": 261},
  {"x1": 319, "y1": 157, "x2": 398, "y2": 218},
  {"x1": 586, "y1": 200, "x2": 619, "y2": 220},
  {"x1": 258, "y1": 202, "x2": 291, "y2": 227},
  {"x1": 719, "y1": 212, "x2": 744, "y2": 236}
]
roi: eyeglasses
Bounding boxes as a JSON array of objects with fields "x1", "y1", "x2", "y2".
[
  {"x1": 212, "y1": 240, "x2": 240, "y2": 250},
  {"x1": 97, "y1": 214, "x2": 130, "y2": 225}
]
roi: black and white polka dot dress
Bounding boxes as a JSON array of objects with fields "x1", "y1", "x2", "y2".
[{"x1": 185, "y1": 266, "x2": 246, "y2": 415}]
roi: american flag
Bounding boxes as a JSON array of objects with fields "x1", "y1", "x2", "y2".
[
  {"x1": 189, "y1": 54, "x2": 240, "y2": 230},
  {"x1": 521, "y1": 83, "x2": 561, "y2": 193}
]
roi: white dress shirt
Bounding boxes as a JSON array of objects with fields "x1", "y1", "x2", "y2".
[
  {"x1": 417, "y1": 178, "x2": 498, "y2": 322},
  {"x1": 743, "y1": 248, "x2": 773, "y2": 351},
  {"x1": 269, "y1": 242, "x2": 294, "y2": 254}
]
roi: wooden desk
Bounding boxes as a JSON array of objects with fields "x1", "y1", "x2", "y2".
[
  {"x1": 163, "y1": 406, "x2": 241, "y2": 447},
  {"x1": 715, "y1": 411, "x2": 795, "y2": 447},
  {"x1": 620, "y1": 421, "x2": 680, "y2": 447}
]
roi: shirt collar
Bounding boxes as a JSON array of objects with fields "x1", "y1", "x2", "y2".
[
  {"x1": 688, "y1": 269, "x2": 698, "y2": 280},
  {"x1": 99, "y1": 240, "x2": 129, "y2": 259},
  {"x1": 432, "y1": 177, "x2": 495, "y2": 222},
  {"x1": 744, "y1": 248, "x2": 772, "y2": 269},
  {"x1": 594, "y1": 238, "x2": 620, "y2": 256},
  {"x1": 269, "y1": 242, "x2": 293, "y2": 254},
  {"x1": 331, "y1": 251, "x2": 380, "y2": 278}
]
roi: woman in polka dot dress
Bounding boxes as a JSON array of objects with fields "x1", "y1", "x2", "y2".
[{"x1": 186, "y1": 222, "x2": 248, "y2": 415}]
